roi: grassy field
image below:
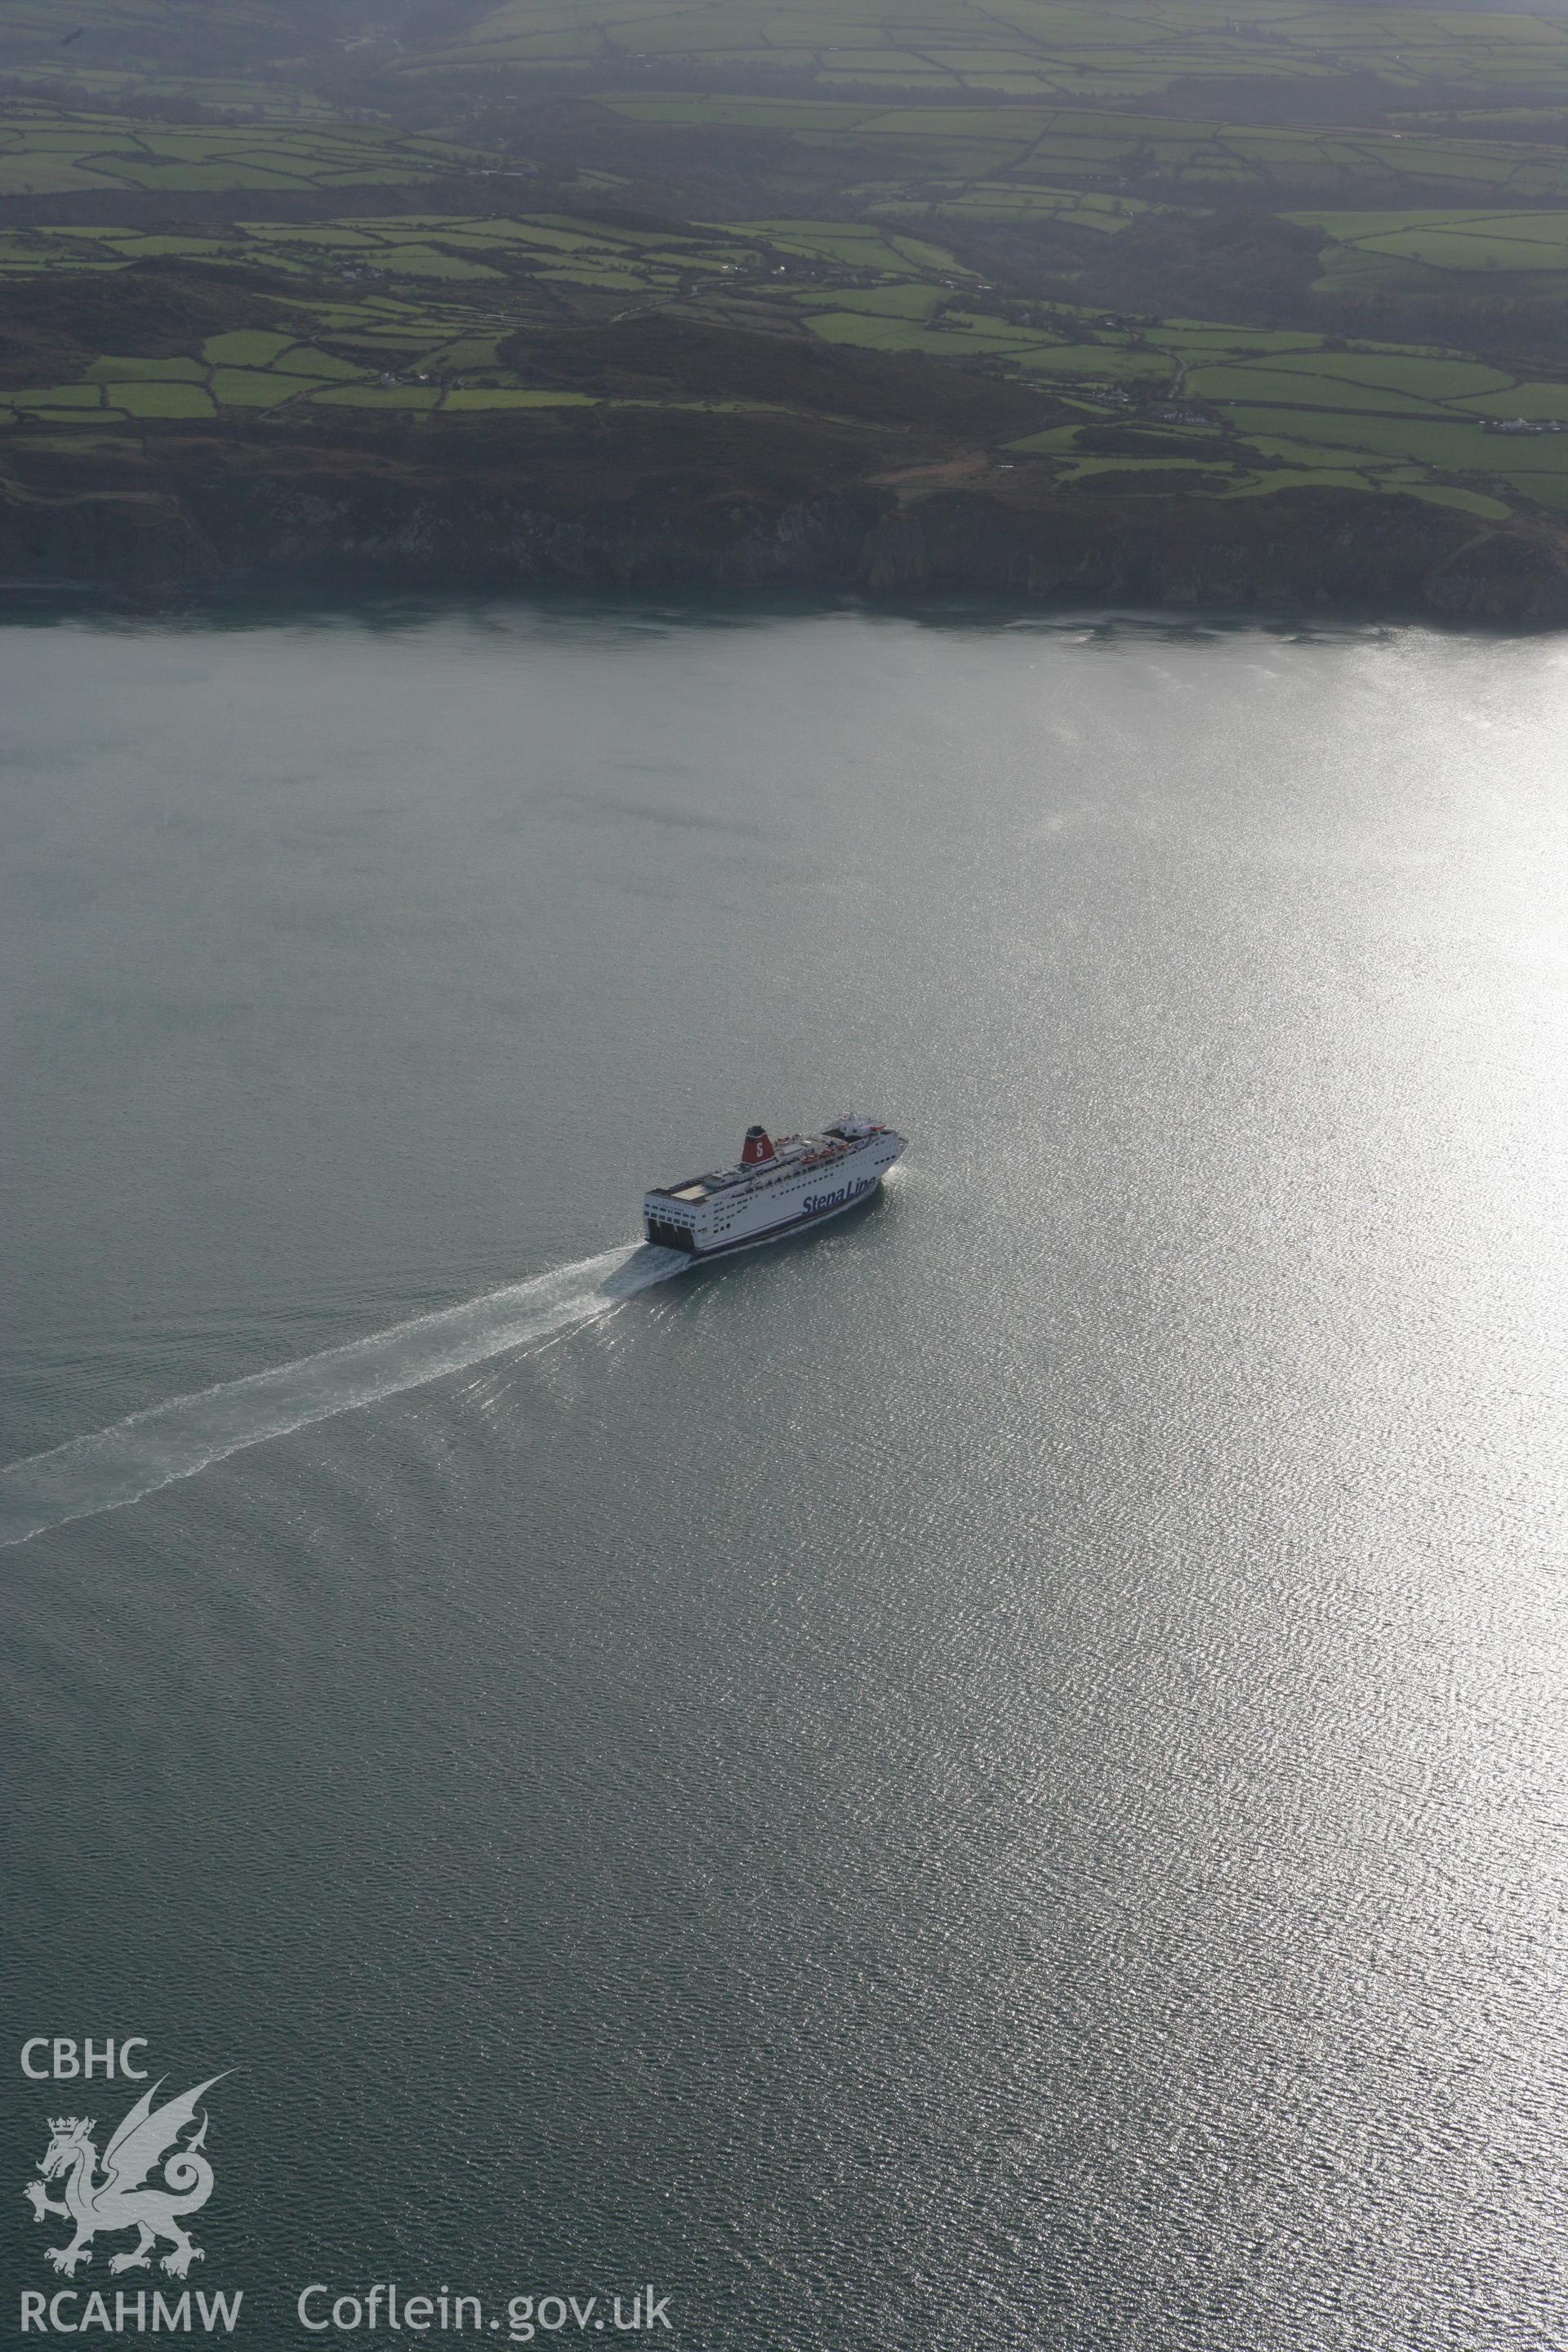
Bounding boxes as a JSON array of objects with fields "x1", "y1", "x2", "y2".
[
  {"x1": 1163, "y1": 332, "x2": 1568, "y2": 510},
  {"x1": 0, "y1": 207, "x2": 973, "y2": 423},
  {"x1": 11, "y1": 0, "x2": 1568, "y2": 114},
  {"x1": 0, "y1": 103, "x2": 489, "y2": 196},
  {"x1": 596, "y1": 91, "x2": 1568, "y2": 204},
  {"x1": 0, "y1": 70, "x2": 339, "y2": 114},
  {"x1": 395, "y1": 0, "x2": 1568, "y2": 106},
  {"x1": 0, "y1": 207, "x2": 786, "y2": 294},
  {"x1": 1292, "y1": 203, "x2": 1568, "y2": 311},
  {"x1": 4, "y1": 190, "x2": 1564, "y2": 521},
  {"x1": 0, "y1": 209, "x2": 964, "y2": 301},
  {"x1": 3, "y1": 0, "x2": 1568, "y2": 550},
  {"x1": 0, "y1": 0, "x2": 318, "y2": 80},
  {"x1": 853, "y1": 181, "x2": 1156, "y2": 231},
  {"x1": 0, "y1": 310, "x2": 603, "y2": 423},
  {"x1": 1296, "y1": 207, "x2": 1568, "y2": 274},
  {"x1": 774, "y1": 253, "x2": 1568, "y2": 510}
]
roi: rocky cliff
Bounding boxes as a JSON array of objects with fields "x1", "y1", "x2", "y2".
[{"x1": 5, "y1": 448, "x2": 1568, "y2": 625}]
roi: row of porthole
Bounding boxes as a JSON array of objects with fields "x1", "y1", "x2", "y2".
[{"x1": 716, "y1": 1176, "x2": 818, "y2": 1230}]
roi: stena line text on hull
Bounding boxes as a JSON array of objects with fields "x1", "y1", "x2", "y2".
[{"x1": 643, "y1": 1116, "x2": 906, "y2": 1261}]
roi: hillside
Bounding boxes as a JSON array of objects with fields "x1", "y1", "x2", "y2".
[{"x1": 7, "y1": 0, "x2": 1568, "y2": 612}]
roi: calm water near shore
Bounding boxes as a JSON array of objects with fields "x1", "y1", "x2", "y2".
[{"x1": 3, "y1": 602, "x2": 1566, "y2": 2351}]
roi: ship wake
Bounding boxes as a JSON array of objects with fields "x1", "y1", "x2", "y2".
[{"x1": 0, "y1": 1244, "x2": 688, "y2": 1551}]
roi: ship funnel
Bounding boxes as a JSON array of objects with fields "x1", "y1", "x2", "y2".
[{"x1": 741, "y1": 1125, "x2": 775, "y2": 1166}]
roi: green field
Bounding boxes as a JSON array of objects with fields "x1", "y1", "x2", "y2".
[
  {"x1": 0, "y1": 207, "x2": 976, "y2": 424},
  {"x1": 0, "y1": 69, "x2": 337, "y2": 114},
  {"x1": 0, "y1": 210, "x2": 974, "y2": 323},
  {"x1": 1297, "y1": 207, "x2": 1568, "y2": 274},
  {"x1": 208, "y1": 365, "x2": 303, "y2": 406},
  {"x1": 0, "y1": 0, "x2": 353, "y2": 102},
  {"x1": 4, "y1": 0, "x2": 1568, "y2": 550},
  {"x1": 3, "y1": 185, "x2": 1563, "y2": 521},
  {"x1": 856, "y1": 181, "x2": 1156, "y2": 232},
  {"x1": 1291, "y1": 205, "x2": 1568, "y2": 308},
  {"x1": 11, "y1": 0, "x2": 1568, "y2": 114},
  {"x1": 395, "y1": 0, "x2": 1568, "y2": 107},
  {"x1": 992, "y1": 314, "x2": 1568, "y2": 510},
  {"x1": 597, "y1": 91, "x2": 1568, "y2": 204},
  {"x1": 81, "y1": 354, "x2": 206, "y2": 380},
  {"x1": 0, "y1": 103, "x2": 488, "y2": 197},
  {"x1": 109, "y1": 380, "x2": 217, "y2": 416}
]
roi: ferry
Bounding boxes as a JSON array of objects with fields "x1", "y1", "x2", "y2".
[{"x1": 644, "y1": 1116, "x2": 906, "y2": 1260}]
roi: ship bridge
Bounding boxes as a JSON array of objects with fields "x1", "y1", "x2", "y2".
[{"x1": 647, "y1": 1119, "x2": 876, "y2": 1209}]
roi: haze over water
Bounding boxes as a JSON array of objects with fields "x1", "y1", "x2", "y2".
[{"x1": 3, "y1": 604, "x2": 1566, "y2": 2351}]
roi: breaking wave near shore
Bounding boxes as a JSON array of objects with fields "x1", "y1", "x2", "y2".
[{"x1": 0, "y1": 1244, "x2": 688, "y2": 1551}]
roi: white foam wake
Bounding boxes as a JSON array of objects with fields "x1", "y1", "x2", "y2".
[{"x1": 0, "y1": 1243, "x2": 688, "y2": 1551}]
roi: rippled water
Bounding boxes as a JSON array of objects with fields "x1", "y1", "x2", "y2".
[{"x1": 3, "y1": 604, "x2": 1566, "y2": 2351}]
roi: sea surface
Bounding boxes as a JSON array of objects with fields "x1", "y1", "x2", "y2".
[{"x1": 2, "y1": 604, "x2": 1566, "y2": 2352}]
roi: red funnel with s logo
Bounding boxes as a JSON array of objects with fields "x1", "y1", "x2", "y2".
[{"x1": 741, "y1": 1126, "x2": 775, "y2": 1165}]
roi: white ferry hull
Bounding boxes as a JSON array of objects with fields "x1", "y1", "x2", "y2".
[
  {"x1": 683, "y1": 1173, "x2": 888, "y2": 1260},
  {"x1": 643, "y1": 1118, "x2": 905, "y2": 1262}
]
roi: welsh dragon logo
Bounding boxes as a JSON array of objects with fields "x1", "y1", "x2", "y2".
[{"x1": 24, "y1": 2077, "x2": 225, "y2": 2280}]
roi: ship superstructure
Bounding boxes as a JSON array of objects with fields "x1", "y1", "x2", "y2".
[{"x1": 644, "y1": 1116, "x2": 905, "y2": 1260}]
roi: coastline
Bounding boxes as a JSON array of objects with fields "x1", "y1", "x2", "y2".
[{"x1": 7, "y1": 465, "x2": 1568, "y2": 627}]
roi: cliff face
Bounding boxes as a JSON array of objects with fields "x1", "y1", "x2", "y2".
[
  {"x1": 6, "y1": 463, "x2": 1568, "y2": 626},
  {"x1": 850, "y1": 488, "x2": 1568, "y2": 624}
]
